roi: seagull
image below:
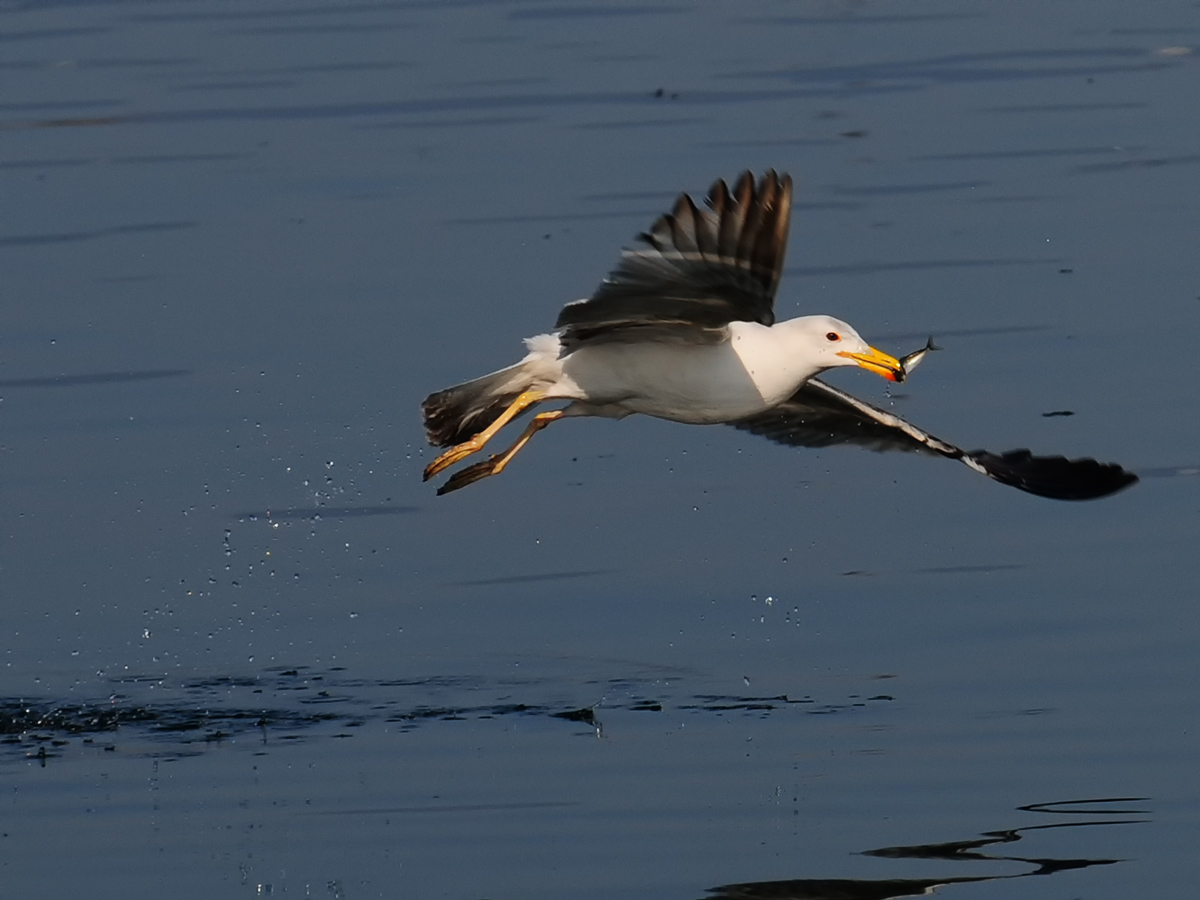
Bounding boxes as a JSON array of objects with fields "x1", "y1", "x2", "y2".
[{"x1": 422, "y1": 171, "x2": 1136, "y2": 500}]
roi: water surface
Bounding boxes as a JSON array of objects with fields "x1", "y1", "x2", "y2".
[{"x1": 2, "y1": 1, "x2": 1197, "y2": 897}]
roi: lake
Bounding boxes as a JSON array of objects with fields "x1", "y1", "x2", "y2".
[{"x1": 1, "y1": 1, "x2": 1197, "y2": 897}]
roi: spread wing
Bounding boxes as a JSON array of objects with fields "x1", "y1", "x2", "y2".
[
  {"x1": 556, "y1": 170, "x2": 792, "y2": 350},
  {"x1": 731, "y1": 378, "x2": 1138, "y2": 501}
]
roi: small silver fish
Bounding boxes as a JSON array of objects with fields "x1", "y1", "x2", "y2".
[{"x1": 898, "y1": 336, "x2": 941, "y2": 379}]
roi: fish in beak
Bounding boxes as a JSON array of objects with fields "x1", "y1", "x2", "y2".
[
  {"x1": 837, "y1": 345, "x2": 906, "y2": 382},
  {"x1": 898, "y1": 336, "x2": 941, "y2": 378}
]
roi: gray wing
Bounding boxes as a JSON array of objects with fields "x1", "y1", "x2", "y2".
[
  {"x1": 556, "y1": 170, "x2": 792, "y2": 350},
  {"x1": 731, "y1": 378, "x2": 1138, "y2": 501}
]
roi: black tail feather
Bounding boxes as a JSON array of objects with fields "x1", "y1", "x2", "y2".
[{"x1": 422, "y1": 386, "x2": 523, "y2": 448}]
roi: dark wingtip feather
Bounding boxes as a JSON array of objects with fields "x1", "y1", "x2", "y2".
[{"x1": 967, "y1": 449, "x2": 1139, "y2": 501}]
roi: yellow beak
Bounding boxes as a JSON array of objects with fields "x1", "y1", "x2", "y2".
[{"x1": 837, "y1": 346, "x2": 905, "y2": 382}]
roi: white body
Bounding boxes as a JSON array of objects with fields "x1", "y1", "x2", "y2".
[{"x1": 518, "y1": 315, "x2": 879, "y2": 424}]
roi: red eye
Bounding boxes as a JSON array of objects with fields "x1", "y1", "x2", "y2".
[{"x1": 826, "y1": 332, "x2": 840, "y2": 342}]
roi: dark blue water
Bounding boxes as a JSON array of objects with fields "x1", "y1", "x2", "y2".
[{"x1": 2, "y1": 1, "x2": 1197, "y2": 897}]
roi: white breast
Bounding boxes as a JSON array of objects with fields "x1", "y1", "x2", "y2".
[
  {"x1": 727, "y1": 320, "x2": 829, "y2": 407},
  {"x1": 555, "y1": 323, "x2": 822, "y2": 424}
]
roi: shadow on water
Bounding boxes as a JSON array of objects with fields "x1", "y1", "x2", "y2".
[
  {"x1": 0, "y1": 368, "x2": 190, "y2": 388},
  {"x1": 707, "y1": 798, "x2": 1146, "y2": 900}
]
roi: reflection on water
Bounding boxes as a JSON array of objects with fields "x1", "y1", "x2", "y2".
[
  {"x1": 0, "y1": 666, "x2": 895, "y2": 764},
  {"x1": 1, "y1": 671, "x2": 1148, "y2": 899},
  {"x1": 708, "y1": 799, "x2": 1145, "y2": 900}
]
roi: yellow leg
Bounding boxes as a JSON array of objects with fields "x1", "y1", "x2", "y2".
[
  {"x1": 437, "y1": 410, "x2": 565, "y2": 495},
  {"x1": 423, "y1": 389, "x2": 546, "y2": 482}
]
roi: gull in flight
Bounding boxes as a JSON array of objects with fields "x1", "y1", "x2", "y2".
[{"x1": 422, "y1": 171, "x2": 1135, "y2": 500}]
